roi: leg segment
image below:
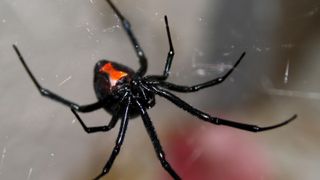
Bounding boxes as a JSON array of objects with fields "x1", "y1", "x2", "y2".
[
  {"x1": 105, "y1": 0, "x2": 148, "y2": 76},
  {"x1": 148, "y1": 85, "x2": 296, "y2": 132},
  {"x1": 93, "y1": 97, "x2": 131, "y2": 180},
  {"x1": 146, "y1": 15, "x2": 175, "y2": 81},
  {"x1": 13, "y1": 45, "x2": 105, "y2": 113},
  {"x1": 135, "y1": 99, "x2": 181, "y2": 180},
  {"x1": 71, "y1": 109, "x2": 119, "y2": 133},
  {"x1": 151, "y1": 52, "x2": 246, "y2": 92}
]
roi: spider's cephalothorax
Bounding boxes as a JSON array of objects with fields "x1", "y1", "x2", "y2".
[{"x1": 13, "y1": 0, "x2": 297, "y2": 179}]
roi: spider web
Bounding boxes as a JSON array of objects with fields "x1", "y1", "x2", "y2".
[{"x1": 0, "y1": 0, "x2": 319, "y2": 180}]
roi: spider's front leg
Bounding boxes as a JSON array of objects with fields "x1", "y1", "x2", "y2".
[
  {"x1": 149, "y1": 85, "x2": 296, "y2": 132},
  {"x1": 135, "y1": 99, "x2": 181, "y2": 180},
  {"x1": 13, "y1": 45, "x2": 104, "y2": 113},
  {"x1": 94, "y1": 97, "x2": 131, "y2": 180}
]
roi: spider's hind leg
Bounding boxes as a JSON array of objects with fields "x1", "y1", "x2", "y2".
[
  {"x1": 146, "y1": 16, "x2": 175, "y2": 81},
  {"x1": 105, "y1": 0, "x2": 148, "y2": 76},
  {"x1": 12, "y1": 45, "x2": 105, "y2": 112},
  {"x1": 155, "y1": 52, "x2": 245, "y2": 92},
  {"x1": 71, "y1": 109, "x2": 119, "y2": 133}
]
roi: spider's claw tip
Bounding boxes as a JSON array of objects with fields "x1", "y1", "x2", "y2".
[
  {"x1": 12, "y1": 44, "x2": 18, "y2": 50},
  {"x1": 279, "y1": 114, "x2": 297, "y2": 127},
  {"x1": 12, "y1": 45, "x2": 21, "y2": 56},
  {"x1": 288, "y1": 114, "x2": 298, "y2": 122},
  {"x1": 93, "y1": 174, "x2": 104, "y2": 180}
]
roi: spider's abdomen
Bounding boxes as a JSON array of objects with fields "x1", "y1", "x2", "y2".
[{"x1": 94, "y1": 60, "x2": 135, "y2": 114}]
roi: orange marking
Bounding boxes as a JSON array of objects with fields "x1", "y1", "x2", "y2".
[{"x1": 99, "y1": 63, "x2": 128, "y2": 81}]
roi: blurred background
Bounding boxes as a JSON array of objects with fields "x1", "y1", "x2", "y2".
[{"x1": 0, "y1": 0, "x2": 319, "y2": 179}]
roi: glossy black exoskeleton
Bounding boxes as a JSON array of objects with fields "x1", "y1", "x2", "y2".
[
  {"x1": 13, "y1": 0, "x2": 297, "y2": 179},
  {"x1": 94, "y1": 60, "x2": 155, "y2": 118}
]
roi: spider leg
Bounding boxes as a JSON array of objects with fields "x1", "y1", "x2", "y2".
[
  {"x1": 135, "y1": 99, "x2": 181, "y2": 180},
  {"x1": 94, "y1": 97, "x2": 131, "y2": 180},
  {"x1": 146, "y1": 15, "x2": 175, "y2": 81},
  {"x1": 71, "y1": 108, "x2": 119, "y2": 133},
  {"x1": 71, "y1": 92, "x2": 129, "y2": 133},
  {"x1": 148, "y1": 85, "x2": 297, "y2": 132},
  {"x1": 13, "y1": 45, "x2": 104, "y2": 112},
  {"x1": 105, "y1": 0, "x2": 148, "y2": 76},
  {"x1": 148, "y1": 52, "x2": 245, "y2": 92}
]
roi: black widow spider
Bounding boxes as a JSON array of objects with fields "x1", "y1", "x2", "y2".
[{"x1": 13, "y1": 0, "x2": 297, "y2": 179}]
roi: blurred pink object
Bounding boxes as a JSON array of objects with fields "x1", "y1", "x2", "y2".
[{"x1": 162, "y1": 124, "x2": 274, "y2": 180}]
